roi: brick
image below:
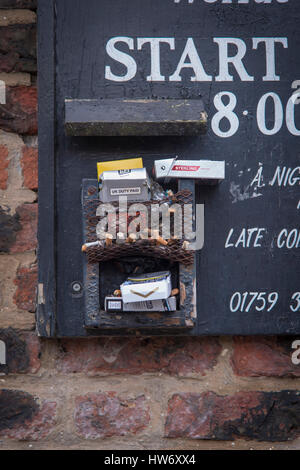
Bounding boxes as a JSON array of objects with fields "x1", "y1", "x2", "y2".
[
  {"x1": 0, "y1": 10, "x2": 36, "y2": 26},
  {"x1": 0, "y1": 390, "x2": 56, "y2": 441},
  {"x1": 165, "y1": 391, "x2": 300, "y2": 442},
  {"x1": 0, "y1": 52, "x2": 36, "y2": 73},
  {"x1": 0, "y1": 23, "x2": 36, "y2": 60},
  {"x1": 10, "y1": 203, "x2": 37, "y2": 253},
  {"x1": 13, "y1": 263, "x2": 37, "y2": 312},
  {"x1": 0, "y1": 328, "x2": 40, "y2": 374},
  {"x1": 0, "y1": 144, "x2": 9, "y2": 189},
  {"x1": 56, "y1": 337, "x2": 221, "y2": 377},
  {"x1": 0, "y1": 52, "x2": 19, "y2": 73},
  {"x1": 231, "y1": 336, "x2": 300, "y2": 378},
  {"x1": 0, "y1": 86, "x2": 37, "y2": 134},
  {"x1": 0, "y1": 205, "x2": 21, "y2": 253},
  {"x1": 75, "y1": 393, "x2": 150, "y2": 439},
  {"x1": 0, "y1": 72, "x2": 31, "y2": 86},
  {"x1": 0, "y1": 22, "x2": 36, "y2": 74},
  {"x1": 21, "y1": 145, "x2": 37, "y2": 190},
  {"x1": 0, "y1": 1, "x2": 37, "y2": 8}
]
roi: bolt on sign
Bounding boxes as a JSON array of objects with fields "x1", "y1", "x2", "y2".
[{"x1": 38, "y1": 0, "x2": 300, "y2": 337}]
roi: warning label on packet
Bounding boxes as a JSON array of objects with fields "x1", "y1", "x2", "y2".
[
  {"x1": 110, "y1": 187, "x2": 141, "y2": 196},
  {"x1": 108, "y1": 301, "x2": 122, "y2": 310}
]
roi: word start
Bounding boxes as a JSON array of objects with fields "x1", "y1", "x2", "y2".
[{"x1": 105, "y1": 37, "x2": 287, "y2": 82}]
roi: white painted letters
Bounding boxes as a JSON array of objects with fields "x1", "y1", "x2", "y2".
[
  {"x1": 214, "y1": 38, "x2": 254, "y2": 82},
  {"x1": 269, "y1": 167, "x2": 300, "y2": 187},
  {"x1": 105, "y1": 37, "x2": 288, "y2": 83},
  {"x1": 169, "y1": 38, "x2": 212, "y2": 81},
  {"x1": 225, "y1": 228, "x2": 266, "y2": 248},
  {"x1": 252, "y1": 38, "x2": 288, "y2": 81},
  {"x1": 105, "y1": 37, "x2": 137, "y2": 82},
  {"x1": 137, "y1": 38, "x2": 175, "y2": 81},
  {"x1": 277, "y1": 229, "x2": 300, "y2": 249}
]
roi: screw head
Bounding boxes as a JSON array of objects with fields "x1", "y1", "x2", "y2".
[
  {"x1": 87, "y1": 186, "x2": 97, "y2": 195},
  {"x1": 71, "y1": 282, "x2": 82, "y2": 294}
]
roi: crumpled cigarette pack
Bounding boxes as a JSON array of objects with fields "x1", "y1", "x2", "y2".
[{"x1": 120, "y1": 271, "x2": 172, "y2": 304}]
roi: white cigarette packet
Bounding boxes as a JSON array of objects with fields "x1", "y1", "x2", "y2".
[
  {"x1": 120, "y1": 271, "x2": 172, "y2": 304},
  {"x1": 105, "y1": 296, "x2": 177, "y2": 313},
  {"x1": 99, "y1": 168, "x2": 150, "y2": 202},
  {"x1": 154, "y1": 158, "x2": 225, "y2": 184}
]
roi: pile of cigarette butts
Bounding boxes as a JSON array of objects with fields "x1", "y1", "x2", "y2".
[
  {"x1": 82, "y1": 230, "x2": 190, "y2": 252},
  {"x1": 82, "y1": 157, "x2": 191, "y2": 253},
  {"x1": 105, "y1": 271, "x2": 179, "y2": 313}
]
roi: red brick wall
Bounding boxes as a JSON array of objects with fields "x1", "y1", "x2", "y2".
[{"x1": 0, "y1": 0, "x2": 299, "y2": 451}]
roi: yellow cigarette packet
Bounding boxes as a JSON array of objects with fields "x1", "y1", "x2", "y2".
[{"x1": 97, "y1": 158, "x2": 143, "y2": 181}]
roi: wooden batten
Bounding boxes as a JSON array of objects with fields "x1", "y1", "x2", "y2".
[{"x1": 65, "y1": 99, "x2": 207, "y2": 137}]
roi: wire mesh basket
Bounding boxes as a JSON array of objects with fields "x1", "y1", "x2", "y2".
[{"x1": 82, "y1": 190, "x2": 195, "y2": 266}]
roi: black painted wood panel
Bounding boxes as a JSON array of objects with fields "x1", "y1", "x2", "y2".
[{"x1": 38, "y1": 0, "x2": 300, "y2": 337}]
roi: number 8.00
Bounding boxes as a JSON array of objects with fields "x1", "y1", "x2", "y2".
[{"x1": 212, "y1": 91, "x2": 300, "y2": 138}]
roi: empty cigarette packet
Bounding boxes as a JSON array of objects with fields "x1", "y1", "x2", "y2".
[
  {"x1": 105, "y1": 296, "x2": 177, "y2": 313},
  {"x1": 154, "y1": 158, "x2": 225, "y2": 184},
  {"x1": 120, "y1": 271, "x2": 172, "y2": 304},
  {"x1": 99, "y1": 168, "x2": 150, "y2": 203},
  {"x1": 97, "y1": 158, "x2": 143, "y2": 180}
]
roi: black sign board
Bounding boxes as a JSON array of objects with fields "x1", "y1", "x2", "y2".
[{"x1": 38, "y1": 0, "x2": 300, "y2": 337}]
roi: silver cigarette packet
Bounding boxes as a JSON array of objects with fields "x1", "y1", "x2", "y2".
[{"x1": 154, "y1": 158, "x2": 225, "y2": 184}]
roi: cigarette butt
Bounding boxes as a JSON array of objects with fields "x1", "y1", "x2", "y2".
[
  {"x1": 168, "y1": 207, "x2": 177, "y2": 214},
  {"x1": 105, "y1": 234, "x2": 114, "y2": 247},
  {"x1": 82, "y1": 241, "x2": 102, "y2": 252},
  {"x1": 156, "y1": 236, "x2": 168, "y2": 246},
  {"x1": 182, "y1": 241, "x2": 190, "y2": 250},
  {"x1": 149, "y1": 229, "x2": 168, "y2": 246},
  {"x1": 126, "y1": 233, "x2": 137, "y2": 243},
  {"x1": 171, "y1": 288, "x2": 180, "y2": 296},
  {"x1": 113, "y1": 290, "x2": 121, "y2": 297}
]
